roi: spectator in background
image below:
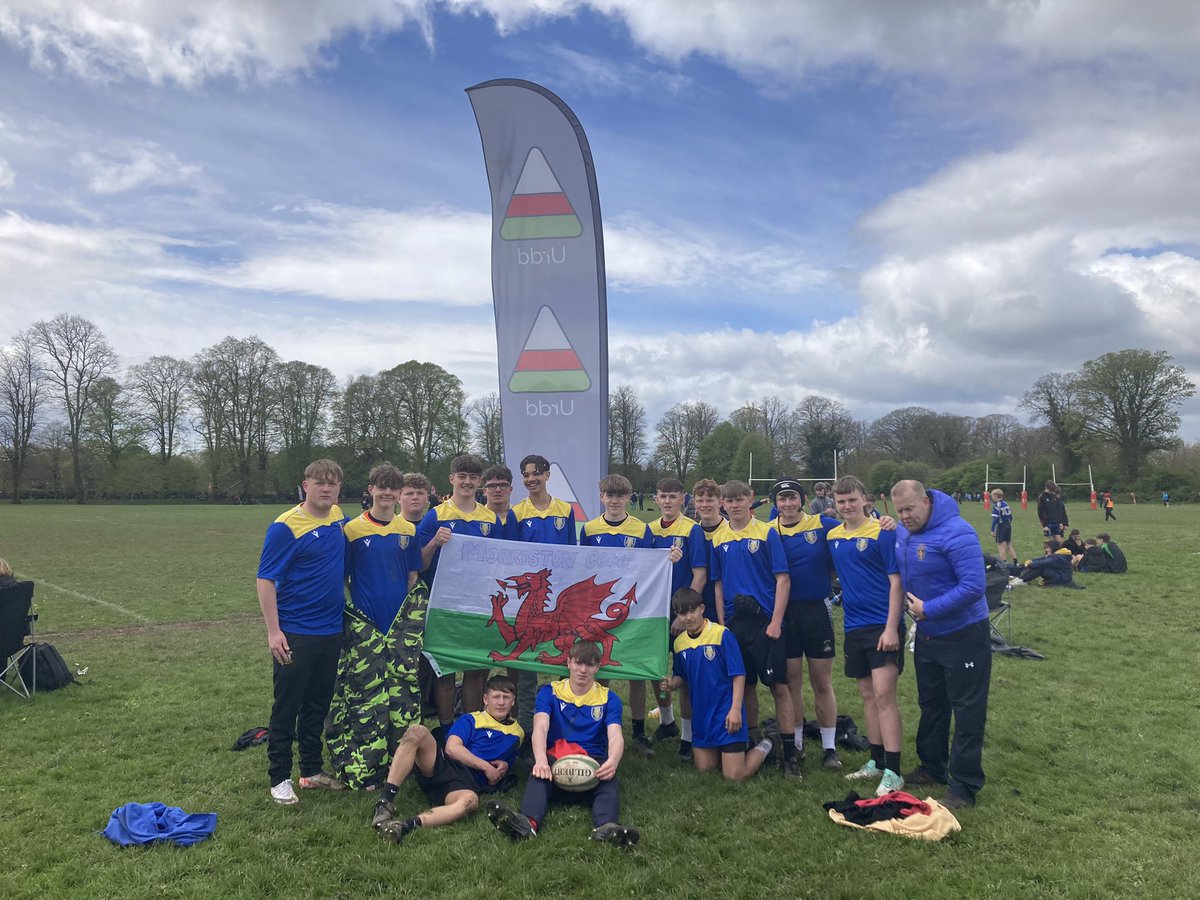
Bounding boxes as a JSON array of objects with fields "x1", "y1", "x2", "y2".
[
  {"x1": 1036, "y1": 481, "x2": 1068, "y2": 537},
  {"x1": 810, "y1": 483, "x2": 835, "y2": 516}
]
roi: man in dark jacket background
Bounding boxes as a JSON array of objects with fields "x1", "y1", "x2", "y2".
[
  {"x1": 1036, "y1": 481, "x2": 1069, "y2": 537},
  {"x1": 891, "y1": 480, "x2": 990, "y2": 810}
]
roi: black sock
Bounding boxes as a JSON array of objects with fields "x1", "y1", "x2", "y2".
[
  {"x1": 870, "y1": 743, "x2": 885, "y2": 770},
  {"x1": 884, "y1": 751, "x2": 901, "y2": 774},
  {"x1": 782, "y1": 736, "x2": 797, "y2": 761},
  {"x1": 680, "y1": 740, "x2": 692, "y2": 751},
  {"x1": 403, "y1": 817, "x2": 422, "y2": 831},
  {"x1": 382, "y1": 783, "x2": 399, "y2": 802},
  {"x1": 632, "y1": 718, "x2": 645, "y2": 739}
]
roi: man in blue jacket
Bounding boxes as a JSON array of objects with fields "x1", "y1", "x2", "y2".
[{"x1": 890, "y1": 480, "x2": 990, "y2": 810}]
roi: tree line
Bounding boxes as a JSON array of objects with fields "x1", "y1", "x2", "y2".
[{"x1": 1, "y1": 314, "x2": 1196, "y2": 503}]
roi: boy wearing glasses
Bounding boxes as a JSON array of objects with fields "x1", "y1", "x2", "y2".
[{"x1": 482, "y1": 464, "x2": 520, "y2": 540}]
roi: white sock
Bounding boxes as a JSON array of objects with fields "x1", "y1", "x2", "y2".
[
  {"x1": 754, "y1": 738, "x2": 773, "y2": 757},
  {"x1": 794, "y1": 727, "x2": 804, "y2": 746},
  {"x1": 820, "y1": 726, "x2": 836, "y2": 751},
  {"x1": 680, "y1": 719, "x2": 692, "y2": 742},
  {"x1": 659, "y1": 704, "x2": 675, "y2": 726}
]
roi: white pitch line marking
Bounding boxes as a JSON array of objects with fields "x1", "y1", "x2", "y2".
[{"x1": 22, "y1": 575, "x2": 151, "y2": 624}]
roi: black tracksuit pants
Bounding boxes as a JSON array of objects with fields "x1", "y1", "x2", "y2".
[{"x1": 267, "y1": 631, "x2": 342, "y2": 786}]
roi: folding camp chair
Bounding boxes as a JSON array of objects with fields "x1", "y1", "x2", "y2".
[
  {"x1": 983, "y1": 556, "x2": 1013, "y2": 648},
  {"x1": 0, "y1": 580, "x2": 37, "y2": 698}
]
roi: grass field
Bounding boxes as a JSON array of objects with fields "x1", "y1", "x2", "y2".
[{"x1": 1, "y1": 499, "x2": 1197, "y2": 899}]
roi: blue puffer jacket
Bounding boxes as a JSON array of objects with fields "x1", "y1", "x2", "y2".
[{"x1": 896, "y1": 489, "x2": 987, "y2": 636}]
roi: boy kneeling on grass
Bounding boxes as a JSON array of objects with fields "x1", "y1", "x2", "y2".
[
  {"x1": 371, "y1": 675, "x2": 524, "y2": 842},
  {"x1": 487, "y1": 639, "x2": 640, "y2": 848},
  {"x1": 661, "y1": 588, "x2": 776, "y2": 780}
]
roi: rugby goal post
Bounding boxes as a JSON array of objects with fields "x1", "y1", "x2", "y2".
[
  {"x1": 1050, "y1": 463, "x2": 1097, "y2": 510},
  {"x1": 983, "y1": 465, "x2": 1028, "y2": 510}
]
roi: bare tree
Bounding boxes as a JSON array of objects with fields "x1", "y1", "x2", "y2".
[
  {"x1": 1019, "y1": 372, "x2": 1086, "y2": 473},
  {"x1": 467, "y1": 392, "x2": 505, "y2": 464},
  {"x1": 0, "y1": 330, "x2": 46, "y2": 502},
  {"x1": 128, "y1": 355, "x2": 192, "y2": 463},
  {"x1": 83, "y1": 376, "x2": 143, "y2": 469},
  {"x1": 271, "y1": 360, "x2": 339, "y2": 483},
  {"x1": 40, "y1": 421, "x2": 70, "y2": 497},
  {"x1": 654, "y1": 400, "x2": 719, "y2": 482},
  {"x1": 191, "y1": 336, "x2": 279, "y2": 498},
  {"x1": 923, "y1": 413, "x2": 975, "y2": 468},
  {"x1": 31, "y1": 314, "x2": 118, "y2": 503},
  {"x1": 867, "y1": 405, "x2": 937, "y2": 461},
  {"x1": 608, "y1": 384, "x2": 647, "y2": 473}
]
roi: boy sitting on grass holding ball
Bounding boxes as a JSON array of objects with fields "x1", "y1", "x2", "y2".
[
  {"x1": 662, "y1": 588, "x2": 776, "y2": 781},
  {"x1": 487, "y1": 640, "x2": 640, "y2": 848}
]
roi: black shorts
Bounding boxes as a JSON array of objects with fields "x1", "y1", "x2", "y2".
[
  {"x1": 994, "y1": 523, "x2": 1012, "y2": 543},
  {"x1": 1043, "y1": 522, "x2": 1065, "y2": 537},
  {"x1": 843, "y1": 623, "x2": 905, "y2": 679},
  {"x1": 415, "y1": 749, "x2": 481, "y2": 806},
  {"x1": 728, "y1": 597, "x2": 788, "y2": 686},
  {"x1": 718, "y1": 741, "x2": 750, "y2": 754},
  {"x1": 784, "y1": 602, "x2": 836, "y2": 660}
]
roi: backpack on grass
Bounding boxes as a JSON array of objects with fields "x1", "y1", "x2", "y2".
[{"x1": 19, "y1": 642, "x2": 75, "y2": 691}]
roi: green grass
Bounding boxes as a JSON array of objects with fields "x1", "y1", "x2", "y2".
[{"x1": 1, "y1": 500, "x2": 1198, "y2": 898}]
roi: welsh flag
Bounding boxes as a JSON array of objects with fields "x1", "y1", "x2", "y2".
[{"x1": 424, "y1": 534, "x2": 671, "y2": 680}]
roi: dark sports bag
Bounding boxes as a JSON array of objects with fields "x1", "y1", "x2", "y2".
[{"x1": 19, "y1": 642, "x2": 76, "y2": 691}]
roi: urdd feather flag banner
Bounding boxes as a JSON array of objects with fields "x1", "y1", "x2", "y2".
[
  {"x1": 467, "y1": 79, "x2": 608, "y2": 523},
  {"x1": 424, "y1": 535, "x2": 671, "y2": 680}
]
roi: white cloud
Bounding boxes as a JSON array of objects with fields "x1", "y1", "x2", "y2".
[
  {"x1": 73, "y1": 141, "x2": 201, "y2": 194},
  {"x1": 4, "y1": 2, "x2": 1199, "y2": 88}
]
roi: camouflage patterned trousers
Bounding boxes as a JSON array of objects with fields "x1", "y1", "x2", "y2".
[{"x1": 325, "y1": 582, "x2": 428, "y2": 789}]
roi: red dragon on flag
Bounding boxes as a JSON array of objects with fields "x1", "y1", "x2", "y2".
[{"x1": 486, "y1": 568, "x2": 637, "y2": 666}]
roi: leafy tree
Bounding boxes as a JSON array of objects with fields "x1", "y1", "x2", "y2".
[
  {"x1": 731, "y1": 432, "x2": 773, "y2": 484},
  {"x1": 923, "y1": 413, "x2": 975, "y2": 468},
  {"x1": 695, "y1": 422, "x2": 745, "y2": 484},
  {"x1": 868, "y1": 406, "x2": 936, "y2": 462},
  {"x1": 271, "y1": 360, "x2": 339, "y2": 485},
  {"x1": 1074, "y1": 349, "x2": 1196, "y2": 479},
  {"x1": 794, "y1": 395, "x2": 856, "y2": 476},
  {"x1": 382, "y1": 361, "x2": 467, "y2": 472},
  {"x1": 31, "y1": 313, "x2": 118, "y2": 502},
  {"x1": 83, "y1": 376, "x2": 143, "y2": 470}
]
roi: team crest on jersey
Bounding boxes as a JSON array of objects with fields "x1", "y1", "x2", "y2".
[
  {"x1": 856, "y1": 538, "x2": 868, "y2": 552},
  {"x1": 805, "y1": 531, "x2": 818, "y2": 544},
  {"x1": 917, "y1": 544, "x2": 926, "y2": 561},
  {"x1": 398, "y1": 535, "x2": 410, "y2": 549},
  {"x1": 480, "y1": 523, "x2": 492, "y2": 536},
  {"x1": 554, "y1": 517, "x2": 566, "y2": 530},
  {"x1": 624, "y1": 536, "x2": 636, "y2": 548},
  {"x1": 703, "y1": 645, "x2": 716, "y2": 661},
  {"x1": 591, "y1": 706, "x2": 604, "y2": 721},
  {"x1": 747, "y1": 539, "x2": 760, "y2": 554}
]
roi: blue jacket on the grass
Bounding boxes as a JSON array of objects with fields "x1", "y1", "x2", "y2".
[{"x1": 896, "y1": 489, "x2": 987, "y2": 637}]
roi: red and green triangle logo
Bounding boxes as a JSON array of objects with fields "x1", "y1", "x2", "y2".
[
  {"x1": 549, "y1": 463, "x2": 588, "y2": 524},
  {"x1": 509, "y1": 306, "x2": 590, "y2": 393},
  {"x1": 500, "y1": 148, "x2": 583, "y2": 241}
]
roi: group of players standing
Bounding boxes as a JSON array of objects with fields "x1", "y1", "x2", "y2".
[{"x1": 256, "y1": 452, "x2": 992, "y2": 849}]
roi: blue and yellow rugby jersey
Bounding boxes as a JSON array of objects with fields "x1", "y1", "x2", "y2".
[
  {"x1": 447, "y1": 710, "x2": 525, "y2": 789},
  {"x1": 827, "y1": 518, "x2": 899, "y2": 631},
  {"x1": 416, "y1": 500, "x2": 503, "y2": 582},
  {"x1": 511, "y1": 496, "x2": 577, "y2": 545},
  {"x1": 535, "y1": 679, "x2": 622, "y2": 760},
  {"x1": 771, "y1": 513, "x2": 840, "y2": 602},
  {"x1": 257, "y1": 504, "x2": 348, "y2": 635},
  {"x1": 495, "y1": 507, "x2": 520, "y2": 541},
  {"x1": 343, "y1": 512, "x2": 421, "y2": 632},
  {"x1": 672, "y1": 620, "x2": 749, "y2": 748},
  {"x1": 699, "y1": 521, "x2": 723, "y2": 620},
  {"x1": 579, "y1": 515, "x2": 652, "y2": 549},
  {"x1": 710, "y1": 519, "x2": 788, "y2": 619},
  {"x1": 650, "y1": 515, "x2": 707, "y2": 595}
]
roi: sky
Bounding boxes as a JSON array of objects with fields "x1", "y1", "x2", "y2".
[{"x1": 2, "y1": 0, "x2": 1199, "y2": 440}]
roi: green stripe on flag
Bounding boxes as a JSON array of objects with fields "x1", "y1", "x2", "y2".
[
  {"x1": 500, "y1": 214, "x2": 583, "y2": 240},
  {"x1": 507, "y1": 369, "x2": 591, "y2": 393},
  {"x1": 424, "y1": 608, "x2": 668, "y2": 680}
]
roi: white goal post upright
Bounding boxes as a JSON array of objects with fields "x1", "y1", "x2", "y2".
[
  {"x1": 983, "y1": 465, "x2": 1028, "y2": 510},
  {"x1": 1051, "y1": 463, "x2": 1097, "y2": 510}
]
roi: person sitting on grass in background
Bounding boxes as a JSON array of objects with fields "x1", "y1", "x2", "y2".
[
  {"x1": 827, "y1": 476, "x2": 906, "y2": 797},
  {"x1": 662, "y1": 588, "x2": 776, "y2": 781},
  {"x1": 487, "y1": 640, "x2": 639, "y2": 848},
  {"x1": 1081, "y1": 533, "x2": 1127, "y2": 574},
  {"x1": 580, "y1": 474, "x2": 678, "y2": 758},
  {"x1": 1016, "y1": 540, "x2": 1076, "y2": 586},
  {"x1": 371, "y1": 675, "x2": 523, "y2": 842},
  {"x1": 648, "y1": 477, "x2": 708, "y2": 747},
  {"x1": 1063, "y1": 528, "x2": 1086, "y2": 565},
  {"x1": 989, "y1": 489, "x2": 1017, "y2": 567}
]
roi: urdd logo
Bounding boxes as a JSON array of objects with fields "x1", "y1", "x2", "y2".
[
  {"x1": 526, "y1": 399, "x2": 575, "y2": 416},
  {"x1": 517, "y1": 246, "x2": 566, "y2": 265}
]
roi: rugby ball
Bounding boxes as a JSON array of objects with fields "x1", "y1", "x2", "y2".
[{"x1": 551, "y1": 754, "x2": 600, "y2": 792}]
